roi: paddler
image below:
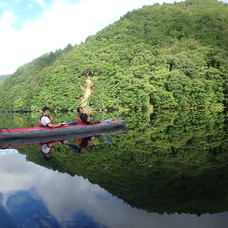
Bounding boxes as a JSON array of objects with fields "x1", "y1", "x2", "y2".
[
  {"x1": 39, "y1": 107, "x2": 66, "y2": 127},
  {"x1": 76, "y1": 107, "x2": 91, "y2": 125}
]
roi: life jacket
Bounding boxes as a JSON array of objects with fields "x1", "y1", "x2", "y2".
[
  {"x1": 38, "y1": 115, "x2": 54, "y2": 127},
  {"x1": 77, "y1": 113, "x2": 91, "y2": 125},
  {"x1": 76, "y1": 117, "x2": 83, "y2": 124}
]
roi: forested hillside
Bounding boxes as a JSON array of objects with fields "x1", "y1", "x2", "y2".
[
  {"x1": 0, "y1": 75, "x2": 11, "y2": 83},
  {"x1": 0, "y1": 0, "x2": 227, "y2": 111}
]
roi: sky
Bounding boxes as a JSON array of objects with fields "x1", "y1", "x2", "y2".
[{"x1": 0, "y1": 0, "x2": 227, "y2": 75}]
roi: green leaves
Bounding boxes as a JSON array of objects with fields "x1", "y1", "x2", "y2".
[{"x1": 0, "y1": 0, "x2": 227, "y2": 111}]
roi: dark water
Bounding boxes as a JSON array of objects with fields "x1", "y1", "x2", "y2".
[{"x1": 0, "y1": 110, "x2": 227, "y2": 228}]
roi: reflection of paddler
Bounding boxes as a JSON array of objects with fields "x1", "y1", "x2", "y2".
[
  {"x1": 59, "y1": 137, "x2": 92, "y2": 153},
  {"x1": 39, "y1": 142, "x2": 59, "y2": 159},
  {"x1": 76, "y1": 137, "x2": 93, "y2": 152},
  {"x1": 41, "y1": 144, "x2": 52, "y2": 153}
]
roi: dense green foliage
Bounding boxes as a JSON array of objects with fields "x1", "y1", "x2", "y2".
[
  {"x1": 0, "y1": 44, "x2": 74, "y2": 111},
  {"x1": 0, "y1": 0, "x2": 227, "y2": 111},
  {"x1": 4, "y1": 110, "x2": 227, "y2": 214},
  {"x1": 0, "y1": 75, "x2": 11, "y2": 83}
]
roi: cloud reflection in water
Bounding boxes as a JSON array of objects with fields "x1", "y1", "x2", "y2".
[{"x1": 0, "y1": 149, "x2": 227, "y2": 228}]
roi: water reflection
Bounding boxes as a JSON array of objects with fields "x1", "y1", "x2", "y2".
[
  {"x1": 0, "y1": 149, "x2": 228, "y2": 228},
  {"x1": 0, "y1": 110, "x2": 228, "y2": 227},
  {"x1": 39, "y1": 136, "x2": 94, "y2": 160}
]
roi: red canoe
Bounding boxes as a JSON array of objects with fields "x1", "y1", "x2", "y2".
[{"x1": 0, "y1": 120, "x2": 126, "y2": 140}]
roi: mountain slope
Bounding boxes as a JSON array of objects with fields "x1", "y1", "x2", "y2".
[{"x1": 0, "y1": 0, "x2": 227, "y2": 111}]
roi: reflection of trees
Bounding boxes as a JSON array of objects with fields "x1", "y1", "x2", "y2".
[{"x1": 17, "y1": 111, "x2": 228, "y2": 214}]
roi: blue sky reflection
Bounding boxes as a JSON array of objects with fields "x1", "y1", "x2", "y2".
[{"x1": 0, "y1": 149, "x2": 227, "y2": 228}]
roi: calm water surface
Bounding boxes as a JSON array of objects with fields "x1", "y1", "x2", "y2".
[{"x1": 0, "y1": 110, "x2": 227, "y2": 228}]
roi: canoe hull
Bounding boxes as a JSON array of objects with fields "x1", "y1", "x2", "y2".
[
  {"x1": 0, "y1": 120, "x2": 125, "y2": 140},
  {"x1": 0, "y1": 126, "x2": 126, "y2": 148}
]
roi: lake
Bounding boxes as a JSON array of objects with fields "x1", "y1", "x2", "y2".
[{"x1": 0, "y1": 110, "x2": 227, "y2": 228}]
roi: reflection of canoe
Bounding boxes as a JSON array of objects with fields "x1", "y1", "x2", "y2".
[
  {"x1": 0, "y1": 120, "x2": 126, "y2": 140},
  {"x1": 0, "y1": 125, "x2": 126, "y2": 148}
]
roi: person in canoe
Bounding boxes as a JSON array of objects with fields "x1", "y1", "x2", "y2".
[
  {"x1": 39, "y1": 107, "x2": 66, "y2": 127},
  {"x1": 77, "y1": 107, "x2": 92, "y2": 125}
]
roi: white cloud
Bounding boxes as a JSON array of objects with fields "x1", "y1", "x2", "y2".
[
  {"x1": 0, "y1": 150, "x2": 165, "y2": 227},
  {"x1": 0, "y1": 0, "x2": 184, "y2": 75},
  {"x1": 0, "y1": 11, "x2": 17, "y2": 29}
]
